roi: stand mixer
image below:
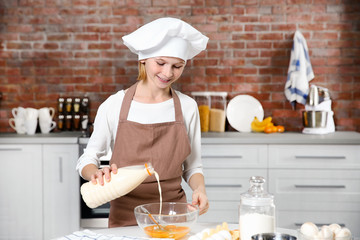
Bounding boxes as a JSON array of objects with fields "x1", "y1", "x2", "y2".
[{"x1": 302, "y1": 85, "x2": 335, "y2": 134}]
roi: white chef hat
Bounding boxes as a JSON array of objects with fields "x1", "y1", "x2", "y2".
[{"x1": 122, "y1": 17, "x2": 209, "y2": 61}]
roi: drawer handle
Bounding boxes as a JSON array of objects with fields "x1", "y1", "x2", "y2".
[
  {"x1": 202, "y1": 156, "x2": 243, "y2": 159},
  {"x1": 0, "y1": 148, "x2": 22, "y2": 151},
  {"x1": 59, "y1": 157, "x2": 63, "y2": 183},
  {"x1": 206, "y1": 184, "x2": 242, "y2": 188},
  {"x1": 295, "y1": 223, "x2": 345, "y2": 227},
  {"x1": 294, "y1": 185, "x2": 346, "y2": 189},
  {"x1": 295, "y1": 156, "x2": 346, "y2": 159}
]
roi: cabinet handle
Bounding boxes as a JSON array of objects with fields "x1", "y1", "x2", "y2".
[
  {"x1": 295, "y1": 156, "x2": 346, "y2": 159},
  {"x1": 294, "y1": 185, "x2": 346, "y2": 189},
  {"x1": 295, "y1": 223, "x2": 345, "y2": 227},
  {"x1": 202, "y1": 156, "x2": 243, "y2": 159},
  {"x1": 206, "y1": 184, "x2": 242, "y2": 188},
  {"x1": 0, "y1": 148, "x2": 22, "y2": 151},
  {"x1": 59, "y1": 157, "x2": 63, "y2": 183}
]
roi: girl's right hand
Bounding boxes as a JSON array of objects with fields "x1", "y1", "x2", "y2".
[{"x1": 90, "y1": 163, "x2": 118, "y2": 186}]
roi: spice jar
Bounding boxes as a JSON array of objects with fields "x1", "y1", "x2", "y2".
[
  {"x1": 81, "y1": 114, "x2": 89, "y2": 131},
  {"x1": 191, "y1": 92, "x2": 211, "y2": 132},
  {"x1": 73, "y1": 114, "x2": 80, "y2": 130},
  {"x1": 209, "y1": 92, "x2": 227, "y2": 132},
  {"x1": 74, "y1": 98, "x2": 81, "y2": 113},
  {"x1": 81, "y1": 97, "x2": 89, "y2": 114},
  {"x1": 65, "y1": 115, "x2": 72, "y2": 130},
  {"x1": 66, "y1": 98, "x2": 73, "y2": 114},
  {"x1": 239, "y1": 176, "x2": 275, "y2": 240},
  {"x1": 58, "y1": 97, "x2": 64, "y2": 113},
  {"x1": 58, "y1": 114, "x2": 64, "y2": 130}
]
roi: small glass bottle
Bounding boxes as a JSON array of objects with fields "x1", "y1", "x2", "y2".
[
  {"x1": 58, "y1": 97, "x2": 65, "y2": 113},
  {"x1": 81, "y1": 97, "x2": 89, "y2": 114},
  {"x1": 74, "y1": 98, "x2": 81, "y2": 113},
  {"x1": 73, "y1": 114, "x2": 81, "y2": 130},
  {"x1": 239, "y1": 176, "x2": 275, "y2": 240},
  {"x1": 65, "y1": 115, "x2": 72, "y2": 131},
  {"x1": 66, "y1": 98, "x2": 73, "y2": 114},
  {"x1": 58, "y1": 114, "x2": 64, "y2": 131}
]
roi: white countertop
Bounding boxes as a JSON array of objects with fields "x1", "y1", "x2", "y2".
[
  {"x1": 1, "y1": 131, "x2": 360, "y2": 145},
  {"x1": 201, "y1": 131, "x2": 360, "y2": 144}
]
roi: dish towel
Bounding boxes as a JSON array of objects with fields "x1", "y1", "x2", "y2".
[
  {"x1": 285, "y1": 30, "x2": 314, "y2": 109},
  {"x1": 57, "y1": 230, "x2": 174, "y2": 240}
]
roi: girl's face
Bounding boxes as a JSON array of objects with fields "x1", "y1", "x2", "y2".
[{"x1": 142, "y1": 57, "x2": 186, "y2": 89}]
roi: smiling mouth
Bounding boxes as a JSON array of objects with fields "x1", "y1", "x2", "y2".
[{"x1": 157, "y1": 76, "x2": 171, "y2": 83}]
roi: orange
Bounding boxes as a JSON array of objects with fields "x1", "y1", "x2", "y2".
[
  {"x1": 264, "y1": 126, "x2": 274, "y2": 134},
  {"x1": 277, "y1": 125, "x2": 285, "y2": 133}
]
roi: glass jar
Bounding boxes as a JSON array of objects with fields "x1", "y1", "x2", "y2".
[
  {"x1": 191, "y1": 92, "x2": 211, "y2": 132},
  {"x1": 209, "y1": 92, "x2": 227, "y2": 132},
  {"x1": 239, "y1": 176, "x2": 275, "y2": 240},
  {"x1": 74, "y1": 98, "x2": 81, "y2": 113},
  {"x1": 58, "y1": 97, "x2": 64, "y2": 113},
  {"x1": 66, "y1": 98, "x2": 73, "y2": 114}
]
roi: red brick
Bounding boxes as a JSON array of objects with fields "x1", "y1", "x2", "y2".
[{"x1": 113, "y1": 8, "x2": 139, "y2": 15}]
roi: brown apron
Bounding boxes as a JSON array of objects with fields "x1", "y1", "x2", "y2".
[{"x1": 108, "y1": 82, "x2": 191, "y2": 227}]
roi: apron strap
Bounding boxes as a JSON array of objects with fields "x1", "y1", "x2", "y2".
[{"x1": 119, "y1": 82, "x2": 183, "y2": 123}]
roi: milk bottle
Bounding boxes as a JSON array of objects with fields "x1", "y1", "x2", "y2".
[
  {"x1": 81, "y1": 163, "x2": 154, "y2": 208},
  {"x1": 239, "y1": 176, "x2": 276, "y2": 240}
]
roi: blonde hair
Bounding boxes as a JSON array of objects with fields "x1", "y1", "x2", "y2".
[{"x1": 137, "y1": 62, "x2": 147, "y2": 81}]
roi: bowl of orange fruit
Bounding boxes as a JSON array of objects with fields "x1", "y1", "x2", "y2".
[{"x1": 134, "y1": 202, "x2": 199, "y2": 239}]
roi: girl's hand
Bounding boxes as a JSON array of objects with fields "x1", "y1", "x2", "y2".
[
  {"x1": 90, "y1": 163, "x2": 118, "y2": 186},
  {"x1": 192, "y1": 187, "x2": 209, "y2": 215}
]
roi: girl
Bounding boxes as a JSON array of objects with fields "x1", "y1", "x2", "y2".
[{"x1": 76, "y1": 17, "x2": 209, "y2": 227}]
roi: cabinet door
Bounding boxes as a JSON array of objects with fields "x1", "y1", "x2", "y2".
[
  {"x1": 43, "y1": 144, "x2": 80, "y2": 239},
  {"x1": 0, "y1": 144, "x2": 43, "y2": 240}
]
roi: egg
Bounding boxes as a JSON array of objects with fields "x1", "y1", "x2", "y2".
[
  {"x1": 328, "y1": 224, "x2": 342, "y2": 235},
  {"x1": 335, "y1": 228, "x2": 351, "y2": 240},
  {"x1": 301, "y1": 222, "x2": 319, "y2": 237},
  {"x1": 318, "y1": 226, "x2": 334, "y2": 240}
]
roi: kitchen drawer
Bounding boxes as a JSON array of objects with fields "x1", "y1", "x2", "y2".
[
  {"x1": 202, "y1": 144, "x2": 267, "y2": 168},
  {"x1": 269, "y1": 145, "x2": 360, "y2": 169},
  {"x1": 276, "y1": 210, "x2": 360, "y2": 237},
  {"x1": 269, "y1": 169, "x2": 360, "y2": 211}
]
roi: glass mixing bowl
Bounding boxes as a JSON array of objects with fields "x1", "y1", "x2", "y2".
[{"x1": 134, "y1": 202, "x2": 199, "y2": 239}]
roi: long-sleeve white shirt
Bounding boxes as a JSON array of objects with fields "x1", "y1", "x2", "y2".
[{"x1": 76, "y1": 89, "x2": 203, "y2": 183}]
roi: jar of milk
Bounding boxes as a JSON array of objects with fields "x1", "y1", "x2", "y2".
[{"x1": 239, "y1": 176, "x2": 275, "y2": 240}]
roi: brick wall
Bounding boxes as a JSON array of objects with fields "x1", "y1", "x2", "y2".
[{"x1": 0, "y1": 0, "x2": 359, "y2": 133}]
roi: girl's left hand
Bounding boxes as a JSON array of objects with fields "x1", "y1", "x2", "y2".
[{"x1": 192, "y1": 188, "x2": 209, "y2": 215}]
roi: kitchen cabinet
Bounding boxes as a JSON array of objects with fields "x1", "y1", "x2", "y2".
[
  {"x1": 182, "y1": 144, "x2": 268, "y2": 224},
  {"x1": 0, "y1": 139, "x2": 80, "y2": 240},
  {"x1": 268, "y1": 144, "x2": 360, "y2": 236},
  {"x1": 185, "y1": 132, "x2": 360, "y2": 237},
  {"x1": 0, "y1": 144, "x2": 43, "y2": 240},
  {"x1": 43, "y1": 144, "x2": 80, "y2": 239}
]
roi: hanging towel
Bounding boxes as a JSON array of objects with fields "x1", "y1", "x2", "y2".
[{"x1": 284, "y1": 31, "x2": 314, "y2": 109}]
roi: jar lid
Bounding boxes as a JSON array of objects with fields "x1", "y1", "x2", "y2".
[
  {"x1": 209, "y1": 92, "x2": 227, "y2": 97},
  {"x1": 191, "y1": 91, "x2": 211, "y2": 97},
  {"x1": 240, "y1": 176, "x2": 274, "y2": 206}
]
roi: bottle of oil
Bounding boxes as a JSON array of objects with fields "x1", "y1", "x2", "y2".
[{"x1": 80, "y1": 163, "x2": 154, "y2": 208}]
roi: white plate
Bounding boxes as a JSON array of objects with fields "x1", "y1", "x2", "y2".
[{"x1": 226, "y1": 95, "x2": 264, "y2": 132}]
